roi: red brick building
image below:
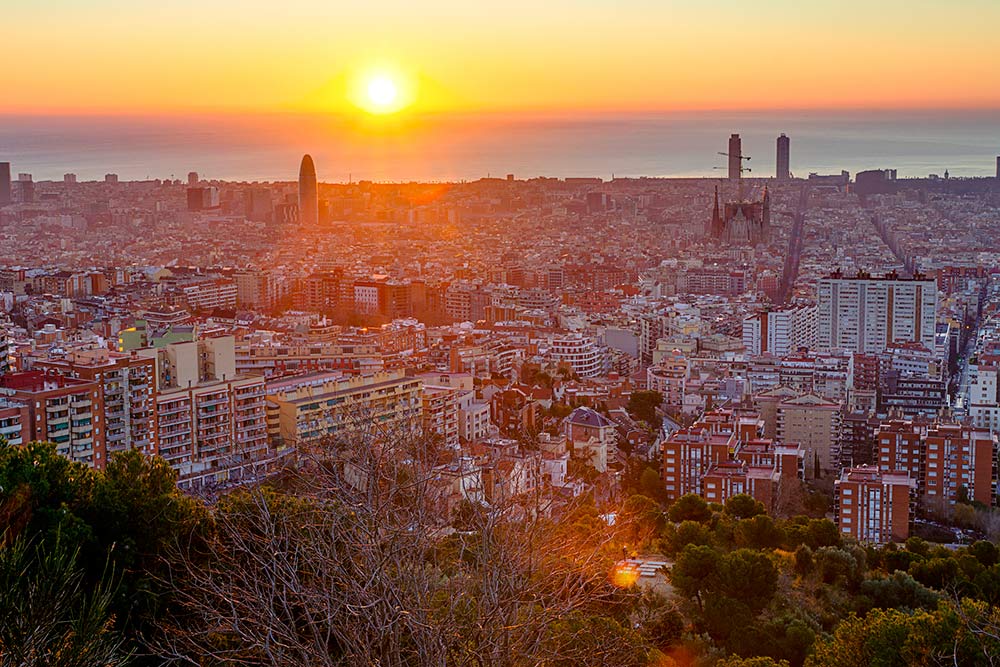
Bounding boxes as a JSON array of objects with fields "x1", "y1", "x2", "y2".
[{"x1": 835, "y1": 466, "x2": 916, "y2": 544}]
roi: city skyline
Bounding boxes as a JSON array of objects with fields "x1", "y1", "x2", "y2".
[{"x1": 4, "y1": 5, "x2": 1000, "y2": 665}]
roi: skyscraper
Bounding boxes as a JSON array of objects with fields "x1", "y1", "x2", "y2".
[
  {"x1": 996, "y1": 156, "x2": 999, "y2": 179},
  {"x1": 776, "y1": 133, "x2": 790, "y2": 180},
  {"x1": 298, "y1": 154, "x2": 319, "y2": 228},
  {"x1": 728, "y1": 134, "x2": 742, "y2": 180},
  {"x1": 0, "y1": 162, "x2": 10, "y2": 206}
]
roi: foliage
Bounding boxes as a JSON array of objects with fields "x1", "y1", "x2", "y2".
[
  {"x1": 627, "y1": 390, "x2": 663, "y2": 427},
  {"x1": 669, "y1": 493, "x2": 712, "y2": 523},
  {"x1": 0, "y1": 534, "x2": 131, "y2": 666},
  {"x1": 807, "y1": 599, "x2": 1000, "y2": 667},
  {"x1": 725, "y1": 494, "x2": 766, "y2": 519}
]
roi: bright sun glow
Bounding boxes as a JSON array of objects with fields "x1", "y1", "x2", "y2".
[
  {"x1": 367, "y1": 77, "x2": 398, "y2": 109},
  {"x1": 342, "y1": 66, "x2": 416, "y2": 115}
]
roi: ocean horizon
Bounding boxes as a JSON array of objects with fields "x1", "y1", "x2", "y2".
[{"x1": 1, "y1": 109, "x2": 999, "y2": 183}]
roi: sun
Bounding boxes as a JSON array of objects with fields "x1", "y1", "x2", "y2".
[
  {"x1": 367, "y1": 77, "x2": 398, "y2": 109},
  {"x1": 343, "y1": 67, "x2": 415, "y2": 115}
]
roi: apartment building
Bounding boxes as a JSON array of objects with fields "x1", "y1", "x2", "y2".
[
  {"x1": 139, "y1": 336, "x2": 269, "y2": 486},
  {"x1": 265, "y1": 370, "x2": 422, "y2": 446},
  {"x1": 875, "y1": 419, "x2": 996, "y2": 507},
  {"x1": 542, "y1": 334, "x2": 607, "y2": 378},
  {"x1": 817, "y1": 271, "x2": 937, "y2": 354},
  {"x1": 0, "y1": 397, "x2": 29, "y2": 446},
  {"x1": 835, "y1": 466, "x2": 916, "y2": 544},
  {"x1": 662, "y1": 408, "x2": 804, "y2": 509},
  {"x1": 178, "y1": 278, "x2": 238, "y2": 312},
  {"x1": 776, "y1": 393, "x2": 842, "y2": 479},
  {"x1": 421, "y1": 384, "x2": 460, "y2": 449},
  {"x1": 0, "y1": 371, "x2": 102, "y2": 468},
  {"x1": 34, "y1": 348, "x2": 157, "y2": 459},
  {"x1": 647, "y1": 349, "x2": 688, "y2": 409},
  {"x1": 742, "y1": 304, "x2": 817, "y2": 357},
  {"x1": 968, "y1": 365, "x2": 1000, "y2": 431}
]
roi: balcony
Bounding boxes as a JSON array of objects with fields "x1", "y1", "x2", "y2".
[{"x1": 198, "y1": 396, "x2": 230, "y2": 408}]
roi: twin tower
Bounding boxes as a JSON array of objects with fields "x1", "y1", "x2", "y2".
[{"x1": 728, "y1": 133, "x2": 791, "y2": 181}]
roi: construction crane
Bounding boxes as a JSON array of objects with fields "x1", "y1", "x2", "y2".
[{"x1": 714, "y1": 151, "x2": 751, "y2": 198}]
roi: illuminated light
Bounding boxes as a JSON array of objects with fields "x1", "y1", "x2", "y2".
[{"x1": 610, "y1": 561, "x2": 640, "y2": 588}]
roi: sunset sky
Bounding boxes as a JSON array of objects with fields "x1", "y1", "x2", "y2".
[{"x1": 5, "y1": 0, "x2": 1000, "y2": 115}]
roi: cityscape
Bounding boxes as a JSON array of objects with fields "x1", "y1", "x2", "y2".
[{"x1": 3, "y1": 2, "x2": 1000, "y2": 666}]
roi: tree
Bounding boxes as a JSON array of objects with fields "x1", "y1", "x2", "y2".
[
  {"x1": 151, "y1": 423, "x2": 648, "y2": 666},
  {"x1": 0, "y1": 535, "x2": 131, "y2": 667},
  {"x1": 620, "y1": 494, "x2": 665, "y2": 545},
  {"x1": 639, "y1": 466, "x2": 667, "y2": 502},
  {"x1": 717, "y1": 657, "x2": 790, "y2": 667},
  {"x1": 663, "y1": 520, "x2": 714, "y2": 556},
  {"x1": 735, "y1": 515, "x2": 785, "y2": 550},
  {"x1": 669, "y1": 544, "x2": 720, "y2": 610},
  {"x1": 713, "y1": 549, "x2": 778, "y2": 612},
  {"x1": 968, "y1": 540, "x2": 999, "y2": 567},
  {"x1": 859, "y1": 571, "x2": 939, "y2": 612},
  {"x1": 807, "y1": 600, "x2": 1000, "y2": 667},
  {"x1": 668, "y1": 493, "x2": 712, "y2": 523},
  {"x1": 627, "y1": 390, "x2": 663, "y2": 427},
  {"x1": 725, "y1": 494, "x2": 766, "y2": 519},
  {"x1": 794, "y1": 544, "x2": 814, "y2": 577},
  {"x1": 814, "y1": 547, "x2": 862, "y2": 588}
]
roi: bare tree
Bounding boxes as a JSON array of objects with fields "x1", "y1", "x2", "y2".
[{"x1": 150, "y1": 407, "x2": 646, "y2": 666}]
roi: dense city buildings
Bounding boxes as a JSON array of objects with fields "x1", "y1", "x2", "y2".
[{"x1": 0, "y1": 138, "x2": 999, "y2": 541}]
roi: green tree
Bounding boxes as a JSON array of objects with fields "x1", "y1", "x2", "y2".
[
  {"x1": 717, "y1": 657, "x2": 791, "y2": 667},
  {"x1": 669, "y1": 493, "x2": 712, "y2": 523},
  {"x1": 968, "y1": 540, "x2": 999, "y2": 567},
  {"x1": 713, "y1": 549, "x2": 778, "y2": 612},
  {"x1": 663, "y1": 519, "x2": 714, "y2": 555},
  {"x1": 639, "y1": 466, "x2": 667, "y2": 502},
  {"x1": 669, "y1": 544, "x2": 720, "y2": 610},
  {"x1": 735, "y1": 515, "x2": 785, "y2": 550},
  {"x1": 725, "y1": 494, "x2": 766, "y2": 519},
  {"x1": 627, "y1": 390, "x2": 663, "y2": 427},
  {"x1": 0, "y1": 535, "x2": 131, "y2": 666},
  {"x1": 859, "y1": 571, "x2": 939, "y2": 612}
]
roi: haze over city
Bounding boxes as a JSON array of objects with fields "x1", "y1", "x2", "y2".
[{"x1": 2, "y1": 2, "x2": 1000, "y2": 666}]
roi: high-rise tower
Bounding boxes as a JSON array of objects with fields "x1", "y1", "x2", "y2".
[
  {"x1": 776, "y1": 134, "x2": 790, "y2": 180},
  {"x1": 298, "y1": 154, "x2": 319, "y2": 228},
  {"x1": 0, "y1": 162, "x2": 10, "y2": 206},
  {"x1": 728, "y1": 134, "x2": 742, "y2": 180}
]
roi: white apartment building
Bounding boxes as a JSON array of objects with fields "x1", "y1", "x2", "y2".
[
  {"x1": 543, "y1": 334, "x2": 607, "y2": 378},
  {"x1": 816, "y1": 271, "x2": 937, "y2": 354},
  {"x1": 743, "y1": 304, "x2": 817, "y2": 357},
  {"x1": 969, "y1": 365, "x2": 1000, "y2": 431}
]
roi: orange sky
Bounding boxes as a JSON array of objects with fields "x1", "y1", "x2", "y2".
[{"x1": 4, "y1": 0, "x2": 999, "y2": 115}]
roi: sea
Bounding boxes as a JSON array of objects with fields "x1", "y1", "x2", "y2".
[{"x1": 1, "y1": 109, "x2": 998, "y2": 183}]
